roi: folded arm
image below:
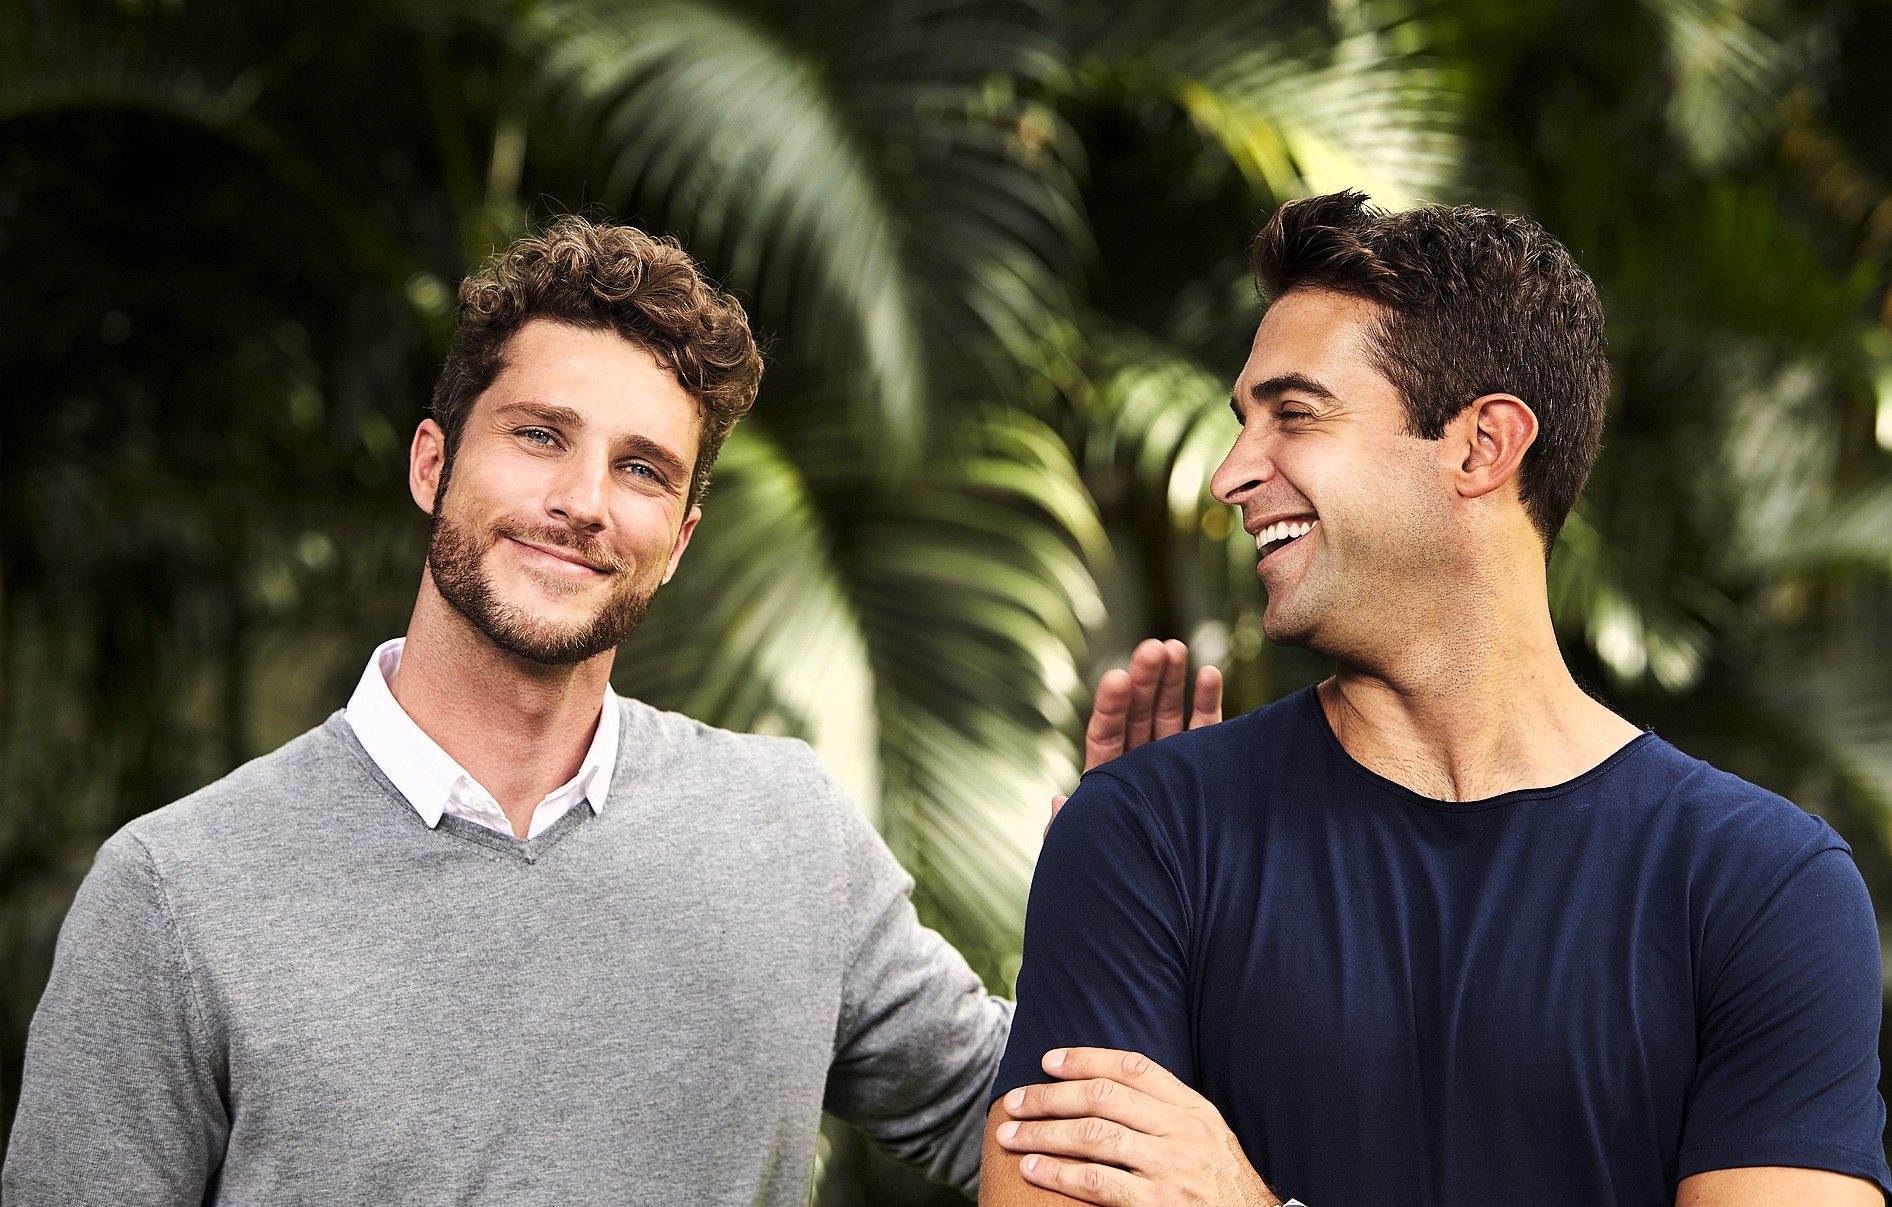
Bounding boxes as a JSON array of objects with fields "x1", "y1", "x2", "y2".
[
  {"x1": 983, "y1": 1051, "x2": 1885, "y2": 1207},
  {"x1": 981, "y1": 1047, "x2": 1280, "y2": 1207}
]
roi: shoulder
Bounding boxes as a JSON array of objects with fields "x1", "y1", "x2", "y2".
[
  {"x1": 1625, "y1": 738, "x2": 1862, "y2": 948},
  {"x1": 114, "y1": 716, "x2": 366, "y2": 856},
  {"x1": 606, "y1": 699, "x2": 904, "y2": 910},
  {"x1": 81, "y1": 717, "x2": 367, "y2": 903},
  {"x1": 611, "y1": 696, "x2": 836, "y2": 795},
  {"x1": 1632, "y1": 737, "x2": 1847, "y2": 864},
  {"x1": 1070, "y1": 688, "x2": 1316, "y2": 822},
  {"x1": 608, "y1": 697, "x2": 867, "y2": 856}
]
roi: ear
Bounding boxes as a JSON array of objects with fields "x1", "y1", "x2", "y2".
[
  {"x1": 662, "y1": 505, "x2": 703, "y2": 584},
  {"x1": 1452, "y1": 393, "x2": 1538, "y2": 501},
  {"x1": 410, "y1": 419, "x2": 447, "y2": 515}
]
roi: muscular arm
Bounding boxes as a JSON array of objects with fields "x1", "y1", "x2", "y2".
[
  {"x1": 983, "y1": 1098, "x2": 1887, "y2": 1207},
  {"x1": 981, "y1": 1049, "x2": 1890, "y2": 1207},
  {"x1": 1677, "y1": 1168, "x2": 1884, "y2": 1206},
  {"x1": 980, "y1": 1048, "x2": 1280, "y2": 1207},
  {"x1": 983, "y1": 1099, "x2": 1080, "y2": 1207}
]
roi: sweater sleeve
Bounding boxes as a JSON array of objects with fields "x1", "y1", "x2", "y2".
[
  {"x1": 821, "y1": 793, "x2": 1013, "y2": 1195},
  {"x1": 3, "y1": 829, "x2": 228, "y2": 1205}
]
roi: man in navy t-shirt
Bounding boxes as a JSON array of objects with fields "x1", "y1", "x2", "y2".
[{"x1": 981, "y1": 192, "x2": 1891, "y2": 1206}]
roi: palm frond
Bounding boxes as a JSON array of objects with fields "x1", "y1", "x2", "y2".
[
  {"x1": 613, "y1": 423, "x2": 886, "y2": 812},
  {"x1": 1082, "y1": 322, "x2": 1240, "y2": 540},
  {"x1": 1724, "y1": 657, "x2": 1892, "y2": 881},
  {"x1": 619, "y1": 408, "x2": 1105, "y2": 982},
  {"x1": 857, "y1": 407, "x2": 1105, "y2": 981},
  {"x1": 1549, "y1": 510, "x2": 1720, "y2": 692},
  {"x1": 1639, "y1": 0, "x2": 1806, "y2": 170},
  {"x1": 1070, "y1": 4, "x2": 1469, "y2": 207},
  {"x1": 0, "y1": 1, "x2": 259, "y2": 126},
  {"x1": 521, "y1": 0, "x2": 931, "y2": 450},
  {"x1": 521, "y1": 0, "x2": 1092, "y2": 450}
]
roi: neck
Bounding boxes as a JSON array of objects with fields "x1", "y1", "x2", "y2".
[
  {"x1": 1317, "y1": 558, "x2": 1640, "y2": 802},
  {"x1": 391, "y1": 575, "x2": 612, "y2": 836}
]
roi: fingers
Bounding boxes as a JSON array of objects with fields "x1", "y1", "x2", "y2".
[
  {"x1": 1014, "y1": 1153, "x2": 1142, "y2": 1206},
  {"x1": 1083, "y1": 641, "x2": 1222, "y2": 774},
  {"x1": 1082, "y1": 669, "x2": 1134, "y2": 771},
  {"x1": 1040, "y1": 1047, "x2": 1201, "y2": 1108},
  {"x1": 1148, "y1": 639, "x2": 1189, "y2": 740},
  {"x1": 1189, "y1": 665, "x2": 1223, "y2": 729},
  {"x1": 1045, "y1": 794, "x2": 1067, "y2": 838},
  {"x1": 1002, "y1": 1075, "x2": 1173, "y2": 1135},
  {"x1": 1121, "y1": 639, "x2": 1170, "y2": 753},
  {"x1": 996, "y1": 1115, "x2": 1151, "y2": 1169}
]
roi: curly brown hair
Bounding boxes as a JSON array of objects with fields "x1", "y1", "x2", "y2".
[
  {"x1": 431, "y1": 216, "x2": 763, "y2": 508},
  {"x1": 1251, "y1": 191, "x2": 1610, "y2": 552}
]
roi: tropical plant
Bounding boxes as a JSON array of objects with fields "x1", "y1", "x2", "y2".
[{"x1": 3, "y1": 0, "x2": 1888, "y2": 1200}]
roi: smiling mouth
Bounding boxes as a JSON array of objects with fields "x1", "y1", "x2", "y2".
[
  {"x1": 1255, "y1": 518, "x2": 1317, "y2": 561},
  {"x1": 508, "y1": 536, "x2": 613, "y2": 576}
]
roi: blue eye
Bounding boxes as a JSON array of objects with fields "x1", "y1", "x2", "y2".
[{"x1": 520, "y1": 428, "x2": 556, "y2": 446}]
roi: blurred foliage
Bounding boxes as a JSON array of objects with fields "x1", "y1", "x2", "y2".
[{"x1": 3, "y1": 0, "x2": 1890, "y2": 1200}]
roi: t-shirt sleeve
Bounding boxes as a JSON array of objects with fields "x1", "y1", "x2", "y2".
[
  {"x1": 821, "y1": 777, "x2": 1013, "y2": 1195},
  {"x1": 992, "y1": 768, "x2": 1195, "y2": 1104},
  {"x1": 1677, "y1": 844, "x2": 1891, "y2": 1191},
  {"x1": 3, "y1": 829, "x2": 228, "y2": 1205}
]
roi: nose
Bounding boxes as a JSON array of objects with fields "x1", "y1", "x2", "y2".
[
  {"x1": 547, "y1": 453, "x2": 610, "y2": 532},
  {"x1": 1209, "y1": 423, "x2": 1276, "y2": 506}
]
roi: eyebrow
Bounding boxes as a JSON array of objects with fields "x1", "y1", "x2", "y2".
[
  {"x1": 1229, "y1": 372, "x2": 1342, "y2": 419},
  {"x1": 493, "y1": 401, "x2": 585, "y2": 429},
  {"x1": 493, "y1": 402, "x2": 692, "y2": 482},
  {"x1": 617, "y1": 434, "x2": 691, "y2": 483}
]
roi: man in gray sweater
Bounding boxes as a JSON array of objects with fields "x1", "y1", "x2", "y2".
[{"x1": 2, "y1": 217, "x2": 1217, "y2": 1205}]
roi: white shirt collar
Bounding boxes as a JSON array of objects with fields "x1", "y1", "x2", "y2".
[{"x1": 344, "y1": 637, "x2": 619, "y2": 838}]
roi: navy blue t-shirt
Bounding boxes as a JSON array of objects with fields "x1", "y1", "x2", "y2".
[{"x1": 996, "y1": 687, "x2": 1890, "y2": 1205}]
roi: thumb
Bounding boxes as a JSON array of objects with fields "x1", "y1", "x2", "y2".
[{"x1": 1045, "y1": 794, "x2": 1068, "y2": 838}]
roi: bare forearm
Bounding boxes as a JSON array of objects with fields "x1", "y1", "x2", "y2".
[
  {"x1": 1676, "y1": 1167, "x2": 1883, "y2": 1206},
  {"x1": 980, "y1": 1101, "x2": 1090, "y2": 1206}
]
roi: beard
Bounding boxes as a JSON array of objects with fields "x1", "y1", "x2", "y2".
[{"x1": 427, "y1": 509, "x2": 655, "y2": 666}]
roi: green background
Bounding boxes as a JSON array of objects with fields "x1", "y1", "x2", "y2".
[{"x1": 4, "y1": 0, "x2": 1891, "y2": 1199}]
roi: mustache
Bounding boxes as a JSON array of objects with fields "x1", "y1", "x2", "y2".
[{"x1": 493, "y1": 521, "x2": 628, "y2": 574}]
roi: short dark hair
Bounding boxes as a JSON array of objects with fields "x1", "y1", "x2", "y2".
[
  {"x1": 1250, "y1": 190, "x2": 1609, "y2": 549},
  {"x1": 432, "y1": 216, "x2": 764, "y2": 508}
]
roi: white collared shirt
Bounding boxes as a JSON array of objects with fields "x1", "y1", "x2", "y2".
[{"x1": 343, "y1": 637, "x2": 619, "y2": 840}]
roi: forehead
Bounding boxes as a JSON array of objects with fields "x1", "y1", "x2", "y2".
[
  {"x1": 480, "y1": 319, "x2": 702, "y2": 444},
  {"x1": 1237, "y1": 288, "x2": 1394, "y2": 398}
]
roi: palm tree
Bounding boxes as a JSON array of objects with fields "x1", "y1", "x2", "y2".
[{"x1": 5, "y1": 0, "x2": 1887, "y2": 1200}]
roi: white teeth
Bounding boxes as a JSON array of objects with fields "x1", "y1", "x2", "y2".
[{"x1": 1254, "y1": 519, "x2": 1316, "y2": 551}]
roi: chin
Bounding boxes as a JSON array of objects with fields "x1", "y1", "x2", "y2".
[
  {"x1": 1259, "y1": 587, "x2": 1317, "y2": 648},
  {"x1": 1262, "y1": 616, "x2": 1318, "y2": 651}
]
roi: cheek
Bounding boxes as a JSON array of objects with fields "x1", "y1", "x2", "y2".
[
  {"x1": 610, "y1": 500, "x2": 689, "y2": 556},
  {"x1": 1312, "y1": 442, "x2": 1443, "y2": 544},
  {"x1": 445, "y1": 454, "x2": 541, "y2": 518},
  {"x1": 1361, "y1": 448, "x2": 1451, "y2": 548}
]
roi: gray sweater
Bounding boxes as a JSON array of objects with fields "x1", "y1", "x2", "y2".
[{"x1": 4, "y1": 702, "x2": 1011, "y2": 1205}]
